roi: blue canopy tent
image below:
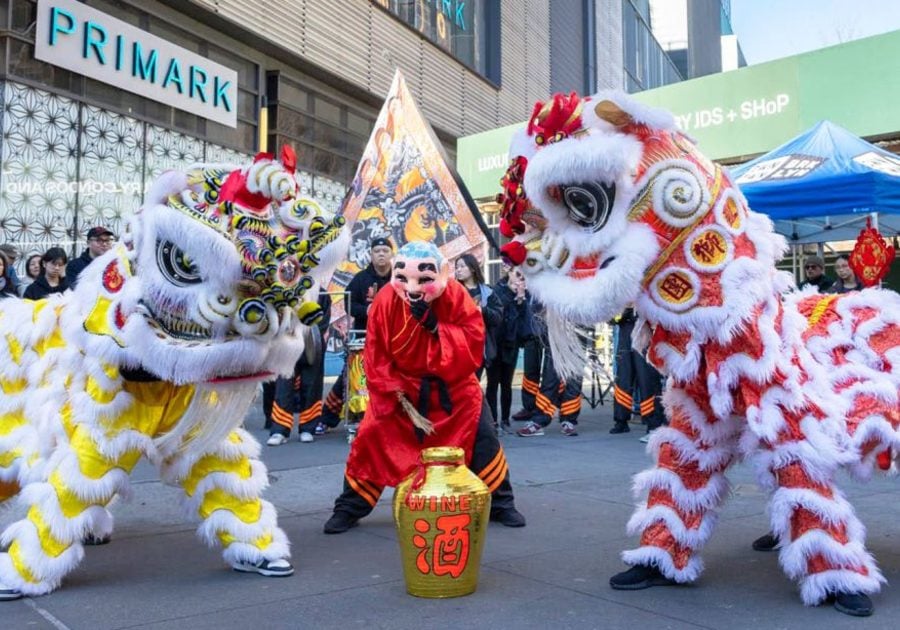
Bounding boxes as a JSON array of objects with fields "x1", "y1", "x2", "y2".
[{"x1": 729, "y1": 120, "x2": 900, "y2": 249}]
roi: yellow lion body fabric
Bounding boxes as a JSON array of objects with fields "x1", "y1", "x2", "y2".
[{"x1": 0, "y1": 148, "x2": 348, "y2": 598}]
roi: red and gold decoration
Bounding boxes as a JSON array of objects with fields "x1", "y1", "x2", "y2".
[
  {"x1": 393, "y1": 447, "x2": 491, "y2": 598},
  {"x1": 849, "y1": 217, "x2": 895, "y2": 287}
]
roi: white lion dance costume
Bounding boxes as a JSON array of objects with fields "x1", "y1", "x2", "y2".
[
  {"x1": 498, "y1": 92, "x2": 899, "y2": 616},
  {"x1": 0, "y1": 147, "x2": 348, "y2": 599}
]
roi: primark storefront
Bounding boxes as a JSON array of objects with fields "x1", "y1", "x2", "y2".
[{"x1": 0, "y1": 0, "x2": 354, "y2": 268}]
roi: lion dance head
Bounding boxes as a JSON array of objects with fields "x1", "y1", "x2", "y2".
[
  {"x1": 73, "y1": 146, "x2": 350, "y2": 384},
  {"x1": 499, "y1": 91, "x2": 787, "y2": 374}
]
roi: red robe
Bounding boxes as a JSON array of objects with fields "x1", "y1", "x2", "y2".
[{"x1": 346, "y1": 279, "x2": 485, "y2": 487}]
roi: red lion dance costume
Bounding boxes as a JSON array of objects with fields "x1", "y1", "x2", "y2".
[{"x1": 499, "y1": 92, "x2": 899, "y2": 617}]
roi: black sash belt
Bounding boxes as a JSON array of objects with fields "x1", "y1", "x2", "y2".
[{"x1": 417, "y1": 376, "x2": 453, "y2": 418}]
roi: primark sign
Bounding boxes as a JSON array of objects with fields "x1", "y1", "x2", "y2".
[{"x1": 35, "y1": 0, "x2": 238, "y2": 127}]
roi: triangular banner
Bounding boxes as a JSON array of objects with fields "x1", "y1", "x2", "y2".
[{"x1": 328, "y1": 70, "x2": 492, "y2": 326}]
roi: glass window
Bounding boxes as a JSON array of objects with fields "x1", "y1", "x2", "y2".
[
  {"x1": 237, "y1": 89, "x2": 258, "y2": 121},
  {"x1": 346, "y1": 111, "x2": 372, "y2": 137},
  {"x1": 314, "y1": 97, "x2": 341, "y2": 125},
  {"x1": 278, "y1": 80, "x2": 310, "y2": 112},
  {"x1": 10, "y1": 0, "x2": 36, "y2": 33},
  {"x1": 147, "y1": 18, "x2": 201, "y2": 54},
  {"x1": 374, "y1": 0, "x2": 496, "y2": 80},
  {"x1": 207, "y1": 44, "x2": 259, "y2": 91}
]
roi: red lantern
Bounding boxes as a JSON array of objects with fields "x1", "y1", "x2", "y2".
[{"x1": 849, "y1": 218, "x2": 895, "y2": 287}]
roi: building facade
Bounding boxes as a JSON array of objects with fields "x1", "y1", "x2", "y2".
[
  {"x1": 648, "y1": 0, "x2": 746, "y2": 79},
  {"x1": 0, "y1": 0, "x2": 559, "y2": 263},
  {"x1": 0, "y1": 0, "x2": 733, "y2": 268}
]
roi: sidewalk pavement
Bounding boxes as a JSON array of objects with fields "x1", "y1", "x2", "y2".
[{"x1": 2, "y1": 389, "x2": 898, "y2": 629}]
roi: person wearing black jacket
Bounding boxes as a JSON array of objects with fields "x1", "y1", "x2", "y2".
[
  {"x1": 798, "y1": 255, "x2": 833, "y2": 292},
  {"x1": 24, "y1": 247, "x2": 69, "y2": 300},
  {"x1": 484, "y1": 266, "x2": 528, "y2": 430},
  {"x1": 66, "y1": 226, "x2": 114, "y2": 289},
  {"x1": 267, "y1": 292, "x2": 333, "y2": 445},
  {"x1": 320, "y1": 237, "x2": 394, "y2": 426},
  {"x1": 0, "y1": 251, "x2": 17, "y2": 298},
  {"x1": 455, "y1": 253, "x2": 502, "y2": 378}
]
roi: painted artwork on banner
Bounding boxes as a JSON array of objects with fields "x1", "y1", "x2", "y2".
[{"x1": 327, "y1": 70, "x2": 487, "y2": 332}]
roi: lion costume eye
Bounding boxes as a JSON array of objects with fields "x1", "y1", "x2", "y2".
[
  {"x1": 156, "y1": 240, "x2": 202, "y2": 287},
  {"x1": 561, "y1": 182, "x2": 615, "y2": 231}
]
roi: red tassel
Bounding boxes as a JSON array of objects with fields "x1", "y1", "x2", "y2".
[
  {"x1": 281, "y1": 145, "x2": 297, "y2": 172},
  {"x1": 501, "y1": 241, "x2": 527, "y2": 266}
]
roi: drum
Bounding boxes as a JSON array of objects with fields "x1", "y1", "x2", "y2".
[{"x1": 344, "y1": 335, "x2": 368, "y2": 443}]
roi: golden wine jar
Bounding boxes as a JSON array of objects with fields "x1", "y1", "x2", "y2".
[{"x1": 393, "y1": 446, "x2": 491, "y2": 598}]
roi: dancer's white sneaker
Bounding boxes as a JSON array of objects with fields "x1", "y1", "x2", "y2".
[
  {"x1": 0, "y1": 580, "x2": 22, "y2": 601},
  {"x1": 232, "y1": 557, "x2": 294, "y2": 577}
]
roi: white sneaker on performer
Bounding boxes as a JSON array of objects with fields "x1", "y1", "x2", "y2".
[
  {"x1": 0, "y1": 579, "x2": 22, "y2": 601},
  {"x1": 299, "y1": 431, "x2": 314, "y2": 443},
  {"x1": 232, "y1": 557, "x2": 294, "y2": 577},
  {"x1": 266, "y1": 433, "x2": 288, "y2": 446}
]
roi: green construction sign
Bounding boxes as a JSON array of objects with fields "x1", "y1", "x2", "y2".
[{"x1": 457, "y1": 30, "x2": 900, "y2": 199}]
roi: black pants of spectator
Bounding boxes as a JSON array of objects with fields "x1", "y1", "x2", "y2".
[
  {"x1": 261, "y1": 381, "x2": 275, "y2": 430},
  {"x1": 519, "y1": 338, "x2": 543, "y2": 415},
  {"x1": 332, "y1": 400, "x2": 516, "y2": 520},
  {"x1": 531, "y1": 346, "x2": 583, "y2": 427},
  {"x1": 612, "y1": 318, "x2": 665, "y2": 432},
  {"x1": 270, "y1": 355, "x2": 325, "y2": 437},
  {"x1": 485, "y1": 359, "x2": 517, "y2": 426}
]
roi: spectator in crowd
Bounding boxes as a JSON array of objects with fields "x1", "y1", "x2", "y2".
[
  {"x1": 829, "y1": 254, "x2": 861, "y2": 294},
  {"x1": 483, "y1": 264, "x2": 526, "y2": 430},
  {"x1": 798, "y1": 255, "x2": 833, "y2": 292},
  {"x1": 0, "y1": 250, "x2": 16, "y2": 298},
  {"x1": 66, "y1": 226, "x2": 115, "y2": 289},
  {"x1": 267, "y1": 293, "x2": 332, "y2": 445},
  {"x1": 18, "y1": 254, "x2": 43, "y2": 297},
  {"x1": 24, "y1": 247, "x2": 69, "y2": 300},
  {"x1": 455, "y1": 253, "x2": 501, "y2": 378},
  {"x1": 511, "y1": 287, "x2": 542, "y2": 423},
  {"x1": 0, "y1": 244, "x2": 21, "y2": 296},
  {"x1": 320, "y1": 236, "x2": 394, "y2": 426}
]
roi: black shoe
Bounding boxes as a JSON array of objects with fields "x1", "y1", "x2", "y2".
[
  {"x1": 610, "y1": 424, "x2": 630, "y2": 434},
  {"x1": 490, "y1": 508, "x2": 526, "y2": 527},
  {"x1": 511, "y1": 409, "x2": 534, "y2": 421},
  {"x1": 83, "y1": 533, "x2": 111, "y2": 546},
  {"x1": 751, "y1": 532, "x2": 778, "y2": 552},
  {"x1": 609, "y1": 564, "x2": 677, "y2": 590},
  {"x1": 323, "y1": 511, "x2": 360, "y2": 534},
  {"x1": 832, "y1": 592, "x2": 874, "y2": 617}
]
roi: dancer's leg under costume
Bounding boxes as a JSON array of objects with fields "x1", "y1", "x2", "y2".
[
  {"x1": 0, "y1": 380, "x2": 287, "y2": 595},
  {"x1": 519, "y1": 338, "x2": 543, "y2": 416},
  {"x1": 622, "y1": 382, "x2": 883, "y2": 604}
]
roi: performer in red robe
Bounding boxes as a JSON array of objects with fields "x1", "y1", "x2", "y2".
[{"x1": 324, "y1": 241, "x2": 526, "y2": 533}]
